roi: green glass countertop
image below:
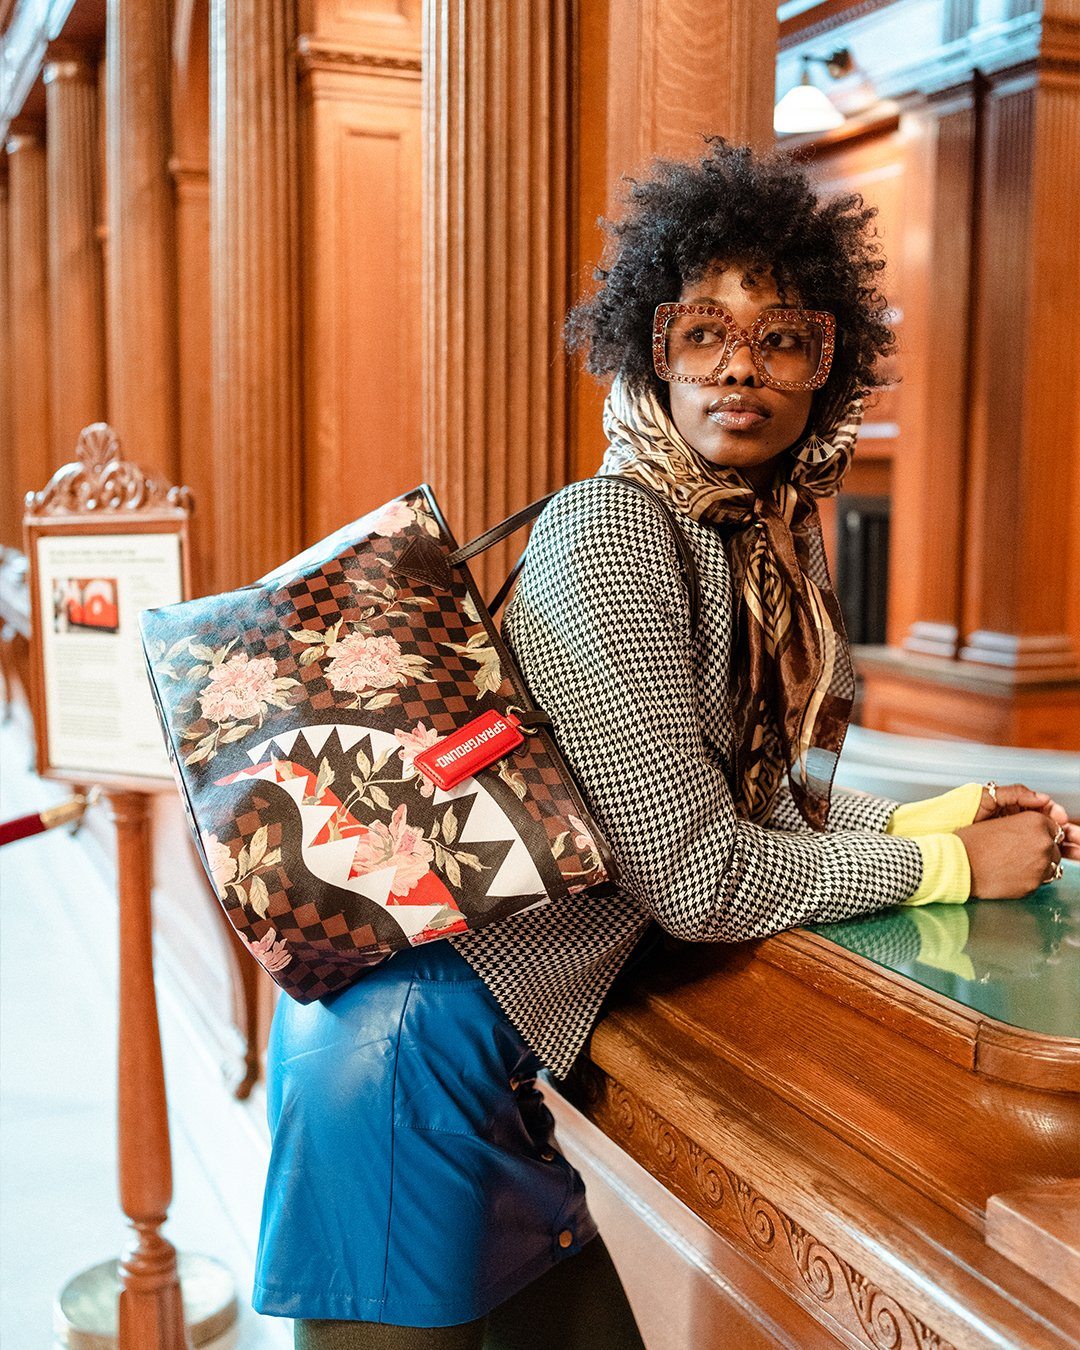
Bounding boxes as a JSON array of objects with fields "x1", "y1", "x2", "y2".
[{"x1": 810, "y1": 860, "x2": 1080, "y2": 1040}]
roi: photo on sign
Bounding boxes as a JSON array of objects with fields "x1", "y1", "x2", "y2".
[{"x1": 51, "y1": 577, "x2": 120, "y2": 635}]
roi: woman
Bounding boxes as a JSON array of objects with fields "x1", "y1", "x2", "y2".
[{"x1": 254, "y1": 139, "x2": 1077, "y2": 1350}]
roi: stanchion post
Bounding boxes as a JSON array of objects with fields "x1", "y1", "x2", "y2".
[{"x1": 110, "y1": 789, "x2": 190, "y2": 1350}]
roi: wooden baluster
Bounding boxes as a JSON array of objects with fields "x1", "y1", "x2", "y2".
[{"x1": 110, "y1": 790, "x2": 190, "y2": 1350}]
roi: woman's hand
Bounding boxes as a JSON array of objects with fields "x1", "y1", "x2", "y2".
[
  {"x1": 973, "y1": 782, "x2": 1080, "y2": 862},
  {"x1": 956, "y1": 812, "x2": 1063, "y2": 899},
  {"x1": 975, "y1": 781, "x2": 1065, "y2": 823}
]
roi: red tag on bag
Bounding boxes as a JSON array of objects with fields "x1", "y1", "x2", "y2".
[{"x1": 414, "y1": 710, "x2": 524, "y2": 790}]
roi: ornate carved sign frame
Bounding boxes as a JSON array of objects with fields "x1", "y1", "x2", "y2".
[{"x1": 23, "y1": 423, "x2": 194, "y2": 791}]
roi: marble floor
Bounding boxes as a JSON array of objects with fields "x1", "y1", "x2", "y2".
[{"x1": 0, "y1": 710, "x2": 291, "y2": 1349}]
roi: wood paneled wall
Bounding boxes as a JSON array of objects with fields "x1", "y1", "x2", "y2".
[
  {"x1": 800, "y1": 124, "x2": 908, "y2": 617},
  {"x1": 297, "y1": 1, "x2": 423, "y2": 547}
]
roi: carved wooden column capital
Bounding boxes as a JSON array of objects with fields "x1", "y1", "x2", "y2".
[
  {"x1": 45, "y1": 36, "x2": 106, "y2": 464},
  {"x1": 105, "y1": 0, "x2": 178, "y2": 480},
  {"x1": 423, "y1": 0, "x2": 574, "y2": 592},
  {"x1": 209, "y1": 0, "x2": 302, "y2": 592}
]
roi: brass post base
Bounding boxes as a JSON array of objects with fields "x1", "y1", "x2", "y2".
[{"x1": 54, "y1": 1252, "x2": 238, "y2": 1349}]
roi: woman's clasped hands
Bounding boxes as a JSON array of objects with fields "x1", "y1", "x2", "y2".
[{"x1": 956, "y1": 783, "x2": 1078, "y2": 899}]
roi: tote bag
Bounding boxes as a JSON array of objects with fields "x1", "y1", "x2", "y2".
[{"x1": 139, "y1": 480, "x2": 698, "y2": 1002}]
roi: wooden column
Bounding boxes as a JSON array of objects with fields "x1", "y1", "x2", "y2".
[
  {"x1": 0, "y1": 166, "x2": 13, "y2": 550},
  {"x1": 606, "y1": 0, "x2": 778, "y2": 184},
  {"x1": 172, "y1": 0, "x2": 213, "y2": 597},
  {"x1": 891, "y1": 96, "x2": 974, "y2": 660},
  {"x1": 960, "y1": 46, "x2": 1080, "y2": 678},
  {"x1": 6, "y1": 124, "x2": 51, "y2": 520},
  {"x1": 422, "y1": 0, "x2": 574, "y2": 592},
  {"x1": 210, "y1": 0, "x2": 302, "y2": 591},
  {"x1": 105, "y1": 0, "x2": 178, "y2": 479},
  {"x1": 45, "y1": 46, "x2": 106, "y2": 463}
]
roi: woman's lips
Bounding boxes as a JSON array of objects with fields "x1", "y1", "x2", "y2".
[{"x1": 706, "y1": 407, "x2": 770, "y2": 431}]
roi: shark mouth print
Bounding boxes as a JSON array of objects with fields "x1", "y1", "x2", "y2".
[{"x1": 213, "y1": 722, "x2": 549, "y2": 945}]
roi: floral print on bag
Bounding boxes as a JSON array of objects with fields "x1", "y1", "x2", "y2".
[
  {"x1": 240, "y1": 925, "x2": 292, "y2": 972},
  {"x1": 368, "y1": 498, "x2": 441, "y2": 539},
  {"x1": 350, "y1": 802, "x2": 434, "y2": 896},
  {"x1": 395, "y1": 722, "x2": 440, "y2": 797},
  {"x1": 201, "y1": 824, "x2": 283, "y2": 919},
  {"x1": 155, "y1": 639, "x2": 303, "y2": 766},
  {"x1": 325, "y1": 633, "x2": 429, "y2": 703},
  {"x1": 289, "y1": 586, "x2": 434, "y2": 711}
]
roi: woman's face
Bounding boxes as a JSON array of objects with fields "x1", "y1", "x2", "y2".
[{"x1": 665, "y1": 263, "x2": 814, "y2": 492}]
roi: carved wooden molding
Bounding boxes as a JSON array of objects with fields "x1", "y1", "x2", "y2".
[
  {"x1": 778, "y1": 0, "x2": 900, "y2": 50},
  {"x1": 25, "y1": 423, "x2": 193, "y2": 517},
  {"x1": 571, "y1": 1062, "x2": 956, "y2": 1350},
  {"x1": 295, "y1": 35, "x2": 421, "y2": 78}
]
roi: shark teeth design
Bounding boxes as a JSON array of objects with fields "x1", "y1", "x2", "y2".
[
  {"x1": 238, "y1": 721, "x2": 548, "y2": 917},
  {"x1": 247, "y1": 723, "x2": 401, "y2": 765}
]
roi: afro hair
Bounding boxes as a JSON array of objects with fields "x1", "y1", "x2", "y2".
[{"x1": 565, "y1": 136, "x2": 897, "y2": 431}]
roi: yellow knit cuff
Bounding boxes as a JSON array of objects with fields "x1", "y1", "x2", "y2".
[
  {"x1": 901, "y1": 833, "x2": 972, "y2": 906},
  {"x1": 886, "y1": 782, "x2": 983, "y2": 838}
]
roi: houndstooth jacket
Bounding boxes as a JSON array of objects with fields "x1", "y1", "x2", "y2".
[{"x1": 449, "y1": 477, "x2": 925, "y2": 1081}]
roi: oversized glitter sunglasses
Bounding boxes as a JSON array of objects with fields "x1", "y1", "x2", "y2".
[{"x1": 652, "y1": 303, "x2": 836, "y2": 392}]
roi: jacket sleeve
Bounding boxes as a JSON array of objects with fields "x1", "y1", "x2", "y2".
[
  {"x1": 766, "y1": 782, "x2": 898, "y2": 834},
  {"x1": 503, "y1": 478, "x2": 924, "y2": 943}
]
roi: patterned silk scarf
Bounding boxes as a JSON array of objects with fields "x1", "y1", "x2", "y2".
[{"x1": 598, "y1": 374, "x2": 863, "y2": 830}]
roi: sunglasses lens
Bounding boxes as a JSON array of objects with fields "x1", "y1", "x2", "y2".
[
  {"x1": 758, "y1": 319, "x2": 827, "y2": 385},
  {"x1": 663, "y1": 314, "x2": 729, "y2": 379}
]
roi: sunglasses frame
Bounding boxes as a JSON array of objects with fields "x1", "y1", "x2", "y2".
[{"x1": 652, "y1": 303, "x2": 837, "y2": 392}]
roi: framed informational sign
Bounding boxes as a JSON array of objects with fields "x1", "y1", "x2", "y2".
[{"x1": 24, "y1": 423, "x2": 193, "y2": 790}]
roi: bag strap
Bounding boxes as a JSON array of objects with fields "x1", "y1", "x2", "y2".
[
  {"x1": 447, "y1": 478, "x2": 701, "y2": 634},
  {"x1": 447, "y1": 493, "x2": 559, "y2": 567}
]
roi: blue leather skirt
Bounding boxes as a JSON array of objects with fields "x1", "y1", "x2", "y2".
[{"x1": 251, "y1": 940, "x2": 597, "y2": 1327}]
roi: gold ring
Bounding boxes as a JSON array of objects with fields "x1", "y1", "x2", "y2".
[
  {"x1": 1054, "y1": 824, "x2": 1066, "y2": 846},
  {"x1": 984, "y1": 780, "x2": 998, "y2": 807}
]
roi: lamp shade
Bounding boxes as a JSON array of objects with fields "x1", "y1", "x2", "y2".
[{"x1": 774, "y1": 80, "x2": 844, "y2": 134}]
